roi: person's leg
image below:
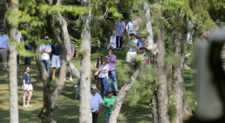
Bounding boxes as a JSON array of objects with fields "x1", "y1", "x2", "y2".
[
  {"x1": 105, "y1": 113, "x2": 109, "y2": 123},
  {"x1": 23, "y1": 91, "x2": 28, "y2": 107},
  {"x1": 52, "y1": 67, "x2": 56, "y2": 79},
  {"x1": 17, "y1": 54, "x2": 19, "y2": 64},
  {"x1": 108, "y1": 71, "x2": 112, "y2": 91},
  {"x1": 103, "y1": 77, "x2": 109, "y2": 97},
  {"x1": 120, "y1": 36, "x2": 123, "y2": 48},
  {"x1": 27, "y1": 57, "x2": 31, "y2": 65},
  {"x1": 1, "y1": 49, "x2": 7, "y2": 71},
  {"x1": 99, "y1": 78, "x2": 104, "y2": 98},
  {"x1": 46, "y1": 60, "x2": 50, "y2": 75},
  {"x1": 110, "y1": 70, "x2": 118, "y2": 91},
  {"x1": 93, "y1": 112, "x2": 98, "y2": 123},
  {"x1": 27, "y1": 91, "x2": 32, "y2": 106},
  {"x1": 116, "y1": 36, "x2": 120, "y2": 48}
]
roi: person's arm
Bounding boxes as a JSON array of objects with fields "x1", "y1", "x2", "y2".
[
  {"x1": 23, "y1": 74, "x2": 26, "y2": 90},
  {"x1": 96, "y1": 103, "x2": 102, "y2": 114},
  {"x1": 71, "y1": 50, "x2": 75, "y2": 59},
  {"x1": 102, "y1": 104, "x2": 110, "y2": 109}
]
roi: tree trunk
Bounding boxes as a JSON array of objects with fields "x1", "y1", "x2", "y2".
[
  {"x1": 152, "y1": 89, "x2": 159, "y2": 123},
  {"x1": 109, "y1": 68, "x2": 141, "y2": 123},
  {"x1": 172, "y1": 23, "x2": 186, "y2": 123},
  {"x1": 155, "y1": 33, "x2": 170, "y2": 123},
  {"x1": 79, "y1": 0, "x2": 92, "y2": 122},
  {"x1": 38, "y1": 12, "x2": 75, "y2": 122},
  {"x1": 8, "y1": 0, "x2": 19, "y2": 122}
]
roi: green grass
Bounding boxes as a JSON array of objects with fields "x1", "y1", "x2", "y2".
[{"x1": 0, "y1": 49, "x2": 195, "y2": 123}]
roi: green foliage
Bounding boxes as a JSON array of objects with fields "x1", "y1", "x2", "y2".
[
  {"x1": 168, "y1": 91, "x2": 177, "y2": 123},
  {"x1": 38, "y1": 4, "x2": 87, "y2": 16},
  {"x1": 78, "y1": 49, "x2": 87, "y2": 58}
]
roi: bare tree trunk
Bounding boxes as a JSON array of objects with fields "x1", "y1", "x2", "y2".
[
  {"x1": 155, "y1": 32, "x2": 170, "y2": 123},
  {"x1": 172, "y1": 23, "x2": 186, "y2": 123},
  {"x1": 8, "y1": 0, "x2": 19, "y2": 122},
  {"x1": 109, "y1": 68, "x2": 141, "y2": 123},
  {"x1": 38, "y1": 12, "x2": 76, "y2": 122},
  {"x1": 152, "y1": 89, "x2": 159, "y2": 123},
  {"x1": 79, "y1": 0, "x2": 92, "y2": 122}
]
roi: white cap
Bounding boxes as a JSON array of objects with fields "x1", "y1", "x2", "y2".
[{"x1": 91, "y1": 86, "x2": 97, "y2": 90}]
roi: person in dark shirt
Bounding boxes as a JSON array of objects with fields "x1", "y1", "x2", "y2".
[
  {"x1": 22, "y1": 66, "x2": 33, "y2": 108},
  {"x1": 51, "y1": 42, "x2": 61, "y2": 79}
]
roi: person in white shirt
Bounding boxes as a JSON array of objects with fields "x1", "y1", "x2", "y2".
[
  {"x1": 126, "y1": 19, "x2": 138, "y2": 35},
  {"x1": 0, "y1": 28, "x2": 9, "y2": 71},
  {"x1": 115, "y1": 18, "x2": 125, "y2": 48},
  {"x1": 90, "y1": 86, "x2": 103, "y2": 123},
  {"x1": 107, "y1": 30, "x2": 117, "y2": 50},
  {"x1": 40, "y1": 36, "x2": 52, "y2": 75},
  {"x1": 95, "y1": 57, "x2": 110, "y2": 97},
  {"x1": 126, "y1": 33, "x2": 138, "y2": 62}
]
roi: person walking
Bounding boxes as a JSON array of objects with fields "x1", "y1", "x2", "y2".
[
  {"x1": 106, "y1": 49, "x2": 118, "y2": 93},
  {"x1": 51, "y1": 41, "x2": 61, "y2": 79},
  {"x1": 40, "y1": 36, "x2": 52, "y2": 75},
  {"x1": 0, "y1": 28, "x2": 9, "y2": 71},
  {"x1": 22, "y1": 66, "x2": 33, "y2": 107},
  {"x1": 102, "y1": 90, "x2": 117, "y2": 123},
  {"x1": 90, "y1": 86, "x2": 103, "y2": 123},
  {"x1": 96, "y1": 57, "x2": 110, "y2": 98}
]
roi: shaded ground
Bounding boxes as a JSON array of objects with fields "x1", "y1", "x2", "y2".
[{"x1": 0, "y1": 50, "x2": 152, "y2": 123}]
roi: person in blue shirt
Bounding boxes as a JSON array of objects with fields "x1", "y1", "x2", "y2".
[
  {"x1": 0, "y1": 28, "x2": 9, "y2": 71},
  {"x1": 40, "y1": 36, "x2": 52, "y2": 75},
  {"x1": 137, "y1": 36, "x2": 148, "y2": 54},
  {"x1": 22, "y1": 66, "x2": 33, "y2": 107}
]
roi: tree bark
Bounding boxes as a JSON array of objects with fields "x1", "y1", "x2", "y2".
[
  {"x1": 8, "y1": 0, "x2": 19, "y2": 122},
  {"x1": 152, "y1": 89, "x2": 159, "y2": 123},
  {"x1": 155, "y1": 31, "x2": 170, "y2": 123},
  {"x1": 79, "y1": 0, "x2": 92, "y2": 122},
  {"x1": 109, "y1": 68, "x2": 141, "y2": 123},
  {"x1": 172, "y1": 21, "x2": 186, "y2": 123}
]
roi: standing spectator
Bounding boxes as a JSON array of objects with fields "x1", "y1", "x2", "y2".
[
  {"x1": 24, "y1": 24, "x2": 33, "y2": 66},
  {"x1": 90, "y1": 86, "x2": 103, "y2": 123},
  {"x1": 95, "y1": 57, "x2": 110, "y2": 97},
  {"x1": 22, "y1": 66, "x2": 33, "y2": 107},
  {"x1": 126, "y1": 33, "x2": 138, "y2": 62},
  {"x1": 40, "y1": 36, "x2": 52, "y2": 75},
  {"x1": 51, "y1": 41, "x2": 61, "y2": 80},
  {"x1": 94, "y1": 56, "x2": 103, "y2": 89},
  {"x1": 115, "y1": 18, "x2": 125, "y2": 48},
  {"x1": 102, "y1": 90, "x2": 117, "y2": 123},
  {"x1": 107, "y1": 30, "x2": 117, "y2": 50},
  {"x1": 0, "y1": 28, "x2": 9, "y2": 71},
  {"x1": 69, "y1": 42, "x2": 75, "y2": 81},
  {"x1": 17, "y1": 27, "x2": 22, "y2": 64},
  {"x1": 126, "y1": 19, "x2": 138, "y2": 35},
  {"x1": 106, "y1": 49, "x2": 118, "y2": 93}
]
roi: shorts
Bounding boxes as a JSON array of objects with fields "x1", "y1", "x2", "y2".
[
  {"x1": 52, "y1": 55, "x2": 61, "y2": 68},
  {"x1": 22, "y1": 84, "x2": 33, "y2": 91},
  {"x1": 126, "y1": 51, "x2": 137, "y2": 62}
]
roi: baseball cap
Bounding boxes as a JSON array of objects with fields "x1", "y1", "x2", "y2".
[
  {"x1": 45, "y1": 36, "x2": 49, "y2": 39},
  {"x1": 91, "y1": 86, "x2": 97, "y2": 90}
]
